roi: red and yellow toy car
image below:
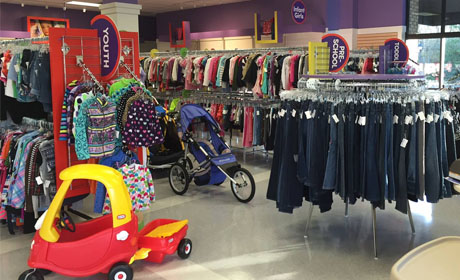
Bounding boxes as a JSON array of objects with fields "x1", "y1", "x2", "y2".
[{"x1": 19, "y1": 164, "x2": 192, "y2": 280}]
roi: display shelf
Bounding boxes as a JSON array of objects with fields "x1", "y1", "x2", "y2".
[{"x1": 302, "y1": 74, "x2": 425, "y2": 80}]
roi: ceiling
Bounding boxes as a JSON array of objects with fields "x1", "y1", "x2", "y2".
[{"x1": 0, "y1": 0, "x2": 251, "y2": 15}]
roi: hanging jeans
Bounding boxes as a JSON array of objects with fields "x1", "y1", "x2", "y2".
[
  {"x1": 323, "y1": 104, "x2": 338, "y2": 191},
  {"x1": 425, "y1": 102, "x2": 441, "y2": 203},
  {"x1": 406, "y1": 102, "x2": 418, "y2": 201},
  {"x1": 365, "y1": 102, "x2": 380, "y2": 203},
  {"x1": 396, "y1": 104, "x2": 409, "y2": 214},
  {"x1": 416, "y1": 101, "x2": 426, "y2": 200}
]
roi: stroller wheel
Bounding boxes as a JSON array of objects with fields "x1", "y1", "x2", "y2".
[
  {"x1": 169, "y1": 163, "x2": 190, "y2": 195},
  {"x1": 178, "y1": 157, "x2": 193, "y2": 173},
  {"x1": 230, "y1": 168, "x2": 256, "y2": 203}
]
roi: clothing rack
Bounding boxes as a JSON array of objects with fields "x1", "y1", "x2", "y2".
[
  {"x1": 141, "y1": 47, "x2": 381, "y2": 59},
  {"x1": 279, "y1": 78, "x2": 439, "y2": 259},
  {"x1": 76, "y1": 56, "x2": 105, "y2": 93},
  {"x1": 21, "y1": 117, "x2": 53, "y2": 131},
  {"x1": 120, "y1": 56, "x2": 143, "y2": 86},
  {"x1": 140, "y1": 46, "x2": 309, "y2": 58},
  {"x1": 0, "y1": 37, "x2": 50, "y2": 53}
]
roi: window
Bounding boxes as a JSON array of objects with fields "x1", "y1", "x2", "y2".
[{"x1": 407, "y1": 0, "x2": 460, "y2": 88}]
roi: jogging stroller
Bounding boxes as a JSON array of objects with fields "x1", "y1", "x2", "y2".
[{"x1": 168, "y1": 104, "x2": 256, "y2": 203}]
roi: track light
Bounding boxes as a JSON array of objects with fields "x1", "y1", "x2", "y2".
[
  {"x1": 21, "y1": 3, "x2": 24, "y2": 7},
  {"x1": 83, "y1": 8, "x2": 86, "y2": 13},
  {"x1": 45, "y1": 5, "x2": 49, "y2": 9},
  {"x1": 63, "y1": 6, "x2": 67, "y2": 11}
]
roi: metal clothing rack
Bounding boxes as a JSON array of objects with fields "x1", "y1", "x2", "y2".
[
  {"x1": 281, "y1": 77, "x2": 430, "y2": 259},
  {"x1": 76, "y1": 56, "x2": 105, "y2": 93},
  {"x1": 140, "y1": 46, "x2": 309, "y2": 58},
  {"x1": 0, "y1": 37, "x2": 50, "y2": 53},
  {"x1": 21, "y1": 117, "x2": 53, "y2": 131}
]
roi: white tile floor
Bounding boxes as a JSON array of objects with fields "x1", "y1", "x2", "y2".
[{"x1": 2, "y1": 151, "x2": 460, "y2": 280}]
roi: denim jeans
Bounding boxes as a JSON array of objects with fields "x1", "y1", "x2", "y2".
[
  {"x1": 365, "y1": 102, "x2": 380, "y2": 203},
  {"x1": 386, "y1": 103, "x2": 396, "y2": 202},
  {"x1": 267, "y1": 102, "x2": 305, "y2": 213},
  {"x1": 253, "y1": 107, "x2": 263, "y2": 146},
  {"x1": 345, "y1": 102, "x2": 358, "y2": 204},
  {"x1": 396, "y1": 103, "x2": 409, "y2": 214},
  {"x1": 416, "y1": 101, "x2": 425, "y2": 200},
  {"x1": 406, "y1": 102, "x2": 417, "y2": 200},
  {"x1": 360, "y1": 103, "x2": 370, "y2": 199},
  {"x1": 439, "y1": 103, "x2": 452, "y2": 198},
  {"x1": 435, "y1": 102, "x2": 446, "y2": 199},
  {"x1": 323, "y1": 104, "x2": 338, "y2": 191},
  {"x1": 425, "y1": 102, "x2": 441, "y2": 203},
  {"x1": 337, "y1": 103, "x2": 347, "y2": 199}
]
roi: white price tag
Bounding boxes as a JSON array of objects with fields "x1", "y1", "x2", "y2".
[
  {"x1": 223, "y1": 109, "x2": 229, "y2": 114},
  {"x1": 400, "y1": 138, "x2": 409, "y2": 148},
  {"x1": 358, "y1": 116, "x2": 366, "y2": 126},
  {"x1": 306, "y1": 111, "x2": 312, "y2": 119},
  {"x1": 393, "y1": 115, "x2": 399, "y2": 124},
  {"x1": 311, "y1": 110, "x2": 316, "y2": 118},
  {"x1": 434, "y1": 114, "x2": 440, "y2": 123},
  {"x1": 300, "y1": 112, "x2": 303, "y2": 119},
  {"x1": 426, "y1": 114, "x2": 434, "y2": 123},
  {"x1": 44, "y1": 180, "x2": 50, "y2": 189},
  {"x1": 332, "y1": 114, "x2": 339, "y2": 123},
  {"x1": 405, "y1": 115, "x2": 413, "y2": 125},
  {"x1": 291, "y1": 109, "x2": 296, "y2": 117},
  {"x1": 355, "y1": 116, "x2": 359, "y2": 124},
  {"x1": 417, "y1": 112, "x2": 426, "y2": 121},
  {"x1": 426, "y1": 99, "x2": 430, "y2": 104},
  {"x1": 14, "y1": 64, "x2": 19, "y2": 73},
  {"x1": 115, "y1": 131, "x2": 120, "y2": 138},
  {"x1": 257, "y1": 110, "x2": 260, "y2": 116},
  {"x1": 35, "y1": 176, "x2": 43, "y2": 185}
]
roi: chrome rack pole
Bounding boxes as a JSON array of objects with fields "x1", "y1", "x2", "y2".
[
  {"x1": 304, "y1": 202, "x2": 314, "y2": 238},
  {"x1": 372, "y1": 205, "x2": 378, "y2": 259},
  {"x1": 345, "y1": 198, "x2": 349, "y2": 217},
  {"x1": 407, "y1": 201, "x2": 416, "y2": 235}
]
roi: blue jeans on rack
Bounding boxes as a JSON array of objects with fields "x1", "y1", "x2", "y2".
[
  {"x1": 337, "y1": 103, "x2": 346, "y2": 199},
  {"x1": 323, "y1": 103, "x2": 338, "y2": 191},
  {"x1": 386, "y1": 103, "x2": 396, "y2": 202},
  {"x1": 360, "y1": 103, "x2": 370, "y2": 199},
  {"x1": 435, "y1": 102, "x2": 446, "y2": 199},
  {"x1": 253, "y1": 107, "x2": 263, "y2": 146},
  {"x1": 406, "y1": 102, "x2": 417, "y2": 200},
  {"x1": 425, "y1": 102, "x2": 441, "y2": 203},
  {"x1": 365, "y1": 102, "x2": 380, "y2": 203},
  {"x1": 345, "y1": 102, "x2": 357, "y2": 204}
]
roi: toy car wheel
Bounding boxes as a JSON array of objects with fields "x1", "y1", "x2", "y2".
[
  {"x1": 108, "y1": 263, "x2": 133, "y2": 280},
  {"x1": 178, "y1": 238, "x2": 192, "y2": 259},
  {"x1": 230, "y1": 168, "x2": 256, "y2": 203},
  {"x1": 18, "y1": 269, "x2": 44, "y2": 280},
  {"x1": 169, "y1": 163, "x2": 190, "y2": 195}
]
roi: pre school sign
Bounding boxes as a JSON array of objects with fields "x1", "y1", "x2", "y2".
[{"x1": 322, "y1": 33, "x2": 350, "y2": 72}]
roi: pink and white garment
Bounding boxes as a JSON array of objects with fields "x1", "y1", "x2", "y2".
[{"x1": 103, "y1": 164, "x2": 155, "y2": 214}]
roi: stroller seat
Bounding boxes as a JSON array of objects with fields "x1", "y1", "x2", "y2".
[{"x1": 197, "y1": 139, "x2": 231, "y2": 158}]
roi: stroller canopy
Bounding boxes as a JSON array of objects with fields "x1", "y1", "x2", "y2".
[{"x1": 178, "y1": 104, "x2": 221, "y2": 133}]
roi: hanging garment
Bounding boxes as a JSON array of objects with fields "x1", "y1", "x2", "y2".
[
  {"x1": 102, "y1": 164, "x2": 155, "y2": 214},
  {"x1": 122, "y1": 99, "x2": 164, "y2": 147}
]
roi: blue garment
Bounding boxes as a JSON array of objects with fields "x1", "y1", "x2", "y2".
[{"x1": 94, "y1": 149, "x2": 139, "y2": 213}]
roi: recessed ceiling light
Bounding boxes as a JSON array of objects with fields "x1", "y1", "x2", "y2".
[
  {"x1": 83, "y1": 8, "x2": 87, "y2": 12},
  {"x1": 63, "y1": 6, "x2": 67, "y2": 11},
  {"x1": 66, "y1": 1, "x2": 101, "y2": 8},
  {"x1": 21, "y1": 3, "x2": 24, "y2": 7}
]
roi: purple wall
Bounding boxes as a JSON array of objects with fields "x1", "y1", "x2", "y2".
[
  {"x1": 0, "y1": 3, "x2": 99, "y2": 32},
  {"x1": 156, "y1": 0, "x2": 407, "y2": 41},
  {"x1": 156, "y1": 0, "x2": 327, "y2": 41},
  {"x1": 357, "y1": 0, "x2": 406, "y2": 28}
]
